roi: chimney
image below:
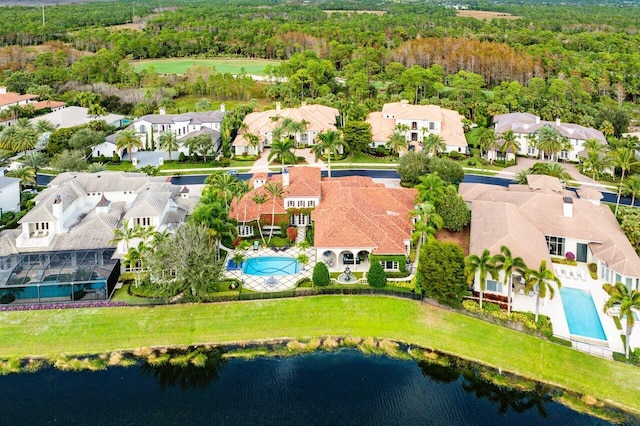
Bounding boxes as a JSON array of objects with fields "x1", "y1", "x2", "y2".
[
  {"x1": 535, "y1": 116, "x2": 540, "y2": 124},
  {"x1": 0, "y1": 86, "x2": 7, "y2": 95},
  {"x1": 276, "y1": 102, "x2": 281, "y2": 111},
  {"x1": 52, "y1": 194, "x2": 64, "y2": 233},
  {"x1": 95, "y1": 194, "x2": 110, "y2": 214},
  {"x1": 282, "y1": 167, "x2": 289, "y2": 188},
  {"x1": 179, "y1": 186, "x2": 190, "y2": 199},
  {"x1": 159, "y1": 108, "x2": 166, "y2": 115},
  {"x1": 301, "y1": 101, "x2": 307, "y2": 107},
  {"x1": 562, "y1": 196, "x2": 573, "y2": 218},
  {"x1": 555, "y1": 117, "x2": 561, "y2": 126},
  {"x1": 401, "y1": 99, "x2": 408, "y2": 108},
  {"x1": 220, "y1": 103, "x2": 226, "y2": 113}
]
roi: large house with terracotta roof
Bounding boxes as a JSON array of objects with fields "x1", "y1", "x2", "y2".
[
  {"x1": 0, "y1": 86, "x2": 67, "y2": 127},
  {"x1": 366, "y1": 100, "x2": 467, "y2": 156},
  {"x1": 461, "y1": 175, "x2": 640, "y2": 297},
  {"x1": 232, "y1": 103, "x2": 339, "y2": 156},
  {"x1": 229, "y1": 166, "x2": 416, "y2": 272},
  {"x1": 492, "y1": 113, "x2": 607, "y2": 162}
]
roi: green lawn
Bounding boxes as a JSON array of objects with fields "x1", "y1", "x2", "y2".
[
  {"x1": 133, "y1": 58, "x2": 281, "y2": 75},
  {"x1": 0, "y1": 296, "x2": 638, "y2": 413}
]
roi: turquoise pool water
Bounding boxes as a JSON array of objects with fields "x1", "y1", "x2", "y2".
[
  {"x1": 559, "y1": 287, "x2": 607, "y2": 341},
  {"x1": 242, "y1": 257, "x2": 299, "y2": 276}
]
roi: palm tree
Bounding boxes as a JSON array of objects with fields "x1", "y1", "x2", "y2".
[
  {"x1": 499, "y1": 130, "x2": 520, "y2": 162},
  {"x1": 423, "y1": 134, "x2": 446, "y2": 158},
  {"x1": 513, "y1": 168, "x2": 532, "y2": 184},
  {"x1": 0, "y1": 149, "x2": 11, "y2": 169},
  {"x1": 536, "y1": 126, "x2": 565, "y2": 161},
  {"x1": 611, "y1": 147, "x2": 640, "y2": 215},
  {"x1": 21, "y1": 152, "x2": 48, "y2": 175},
  {"x1": 581, "y1": 150, "x2": 613, "y2": 188},
  {"x1": 410, "y1": 201, "x2": 443, "y2": 245},
  {"x1": 6, "y1": 166, "x2": 36, "y2": 189},
  {"x1": 386, "y1": 131, "x2": 407, "y2": 157},
  {"x1": 492, "y1": 246, "x2": 527, "y2": 315},
  {"x1": 34, "y1": 119, "x2": 55, "y2": 134},
  {"x1": 622, "y1": 174, "x2": 640, "y2": 206},
  {"x1": 524, "y1": 260, "x2": 561, "y2": 323},
  {"x1": 195, "y1": 98, "x2": 212, "y2": 112},
  {"x1": 582, "y1": 138, "x2": 605, "y2": 154},
  {"x1": 87, "y1": 162, "x2": 107, "y2": 173},
  {"x1": 110, "y1": 219, "x2": 138, "y2": 252},
  {"x1": 284, "y1": 119, "x2": 306, "y2": 147},
  {"x1": 268, "y1": 139, "x2": 297, "y2": 166},
  {"x1": 251, "y1": 193, "x2": 268, "y2": 245},
  {"x1": 115, "y1": 129, "x2": 143, "y2": 162},
  {"x1": 206, "y1": 171, "x2": 240, "y2": 210},
  {"x1": 465, "y1": 249, "x2": 499, "y2": 309},
  {"x1": 602, "y1": 282, "x2": 640, "y2": 359},
  {"x1": 263, "y1": 182, "x2": 284, "y2": 244},
  {"x1": 123, "y1": 241, "x2": 149, "y2": 288},
  {"x1": 312, "y1": 130, "x2": 345, "y2": 178},
  {"x1": 158, "y1": 131, "x2": 180, "y2": 161},
  {"x1": 241, "y1": 132, "x2": 260, "y2": 155},
  {"x1": 415, "y1": 173, "x2": 451, "y2": 204}
]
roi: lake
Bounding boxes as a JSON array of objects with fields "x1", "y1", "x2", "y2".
[{"x1": 0, "y1": 349, "x2": 619, "y2": 425}]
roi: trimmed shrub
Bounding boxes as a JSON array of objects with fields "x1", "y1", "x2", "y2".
[
  {"x1": 436, "y1": 194, "x2": 470, "y2": 231},
  {"x1": 312, "y1": 262, "x2": 331, "y2": 287},
  {"x1": 565, "y1": 252, "x2": 575, "y2": 261},
  {"x1": 111, "y1": 152, "x2": 120, "y2": 164},
  {"x1": 368, "y1": 261, "x2": 387, "y2": 288},
  {"x1": 178, "y1": 152, "x2": 187, "y2": 162}
]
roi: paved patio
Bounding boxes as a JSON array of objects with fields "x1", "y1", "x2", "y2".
[
  {"x1": 511, "y1": 262, "x2": 632, "y2": 354},
  {"x1": 223, "y1": 245, "x2": 316, "y2": 292}
]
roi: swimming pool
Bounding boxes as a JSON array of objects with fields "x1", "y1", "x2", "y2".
[
  {"x1": 242, "y1": 257, "x2": 299, "y2": 276},
  {"x1": 559, "y1": 287, "x2": 607, "y2": 342}
]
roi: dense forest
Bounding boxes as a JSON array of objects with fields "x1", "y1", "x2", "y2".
[{"x1": 0, "y1": 0, "x2": 638, "y2": 131}]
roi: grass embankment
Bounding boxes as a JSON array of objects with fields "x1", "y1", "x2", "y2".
[
  {"x1": 133, "y1": 58, "x2": 281, "y2": 75},
  {"x1": 0, "y1": 296, "x2": 638, "y2": 413}
]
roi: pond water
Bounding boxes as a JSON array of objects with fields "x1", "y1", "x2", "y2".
[{"x1": 0, "y1": 350, "x2": 619, "y2": 425}]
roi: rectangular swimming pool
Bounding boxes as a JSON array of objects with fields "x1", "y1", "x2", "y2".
[
  {"x1": 559, "y1": 287, "x2": 607, "y2": 342},
  {"x1": 242, "y1": 257, "x2": 299, "y2": 276}
]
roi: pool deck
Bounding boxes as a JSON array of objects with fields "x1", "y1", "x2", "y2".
[
  {"x1": 512, "y1": 263, "x2": 632, "y2": 355},
  {"x1": 223, "y1": 246, "x2": 316, "y2": 292}
]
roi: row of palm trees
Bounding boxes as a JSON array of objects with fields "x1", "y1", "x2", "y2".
[
  {"x1": 113, "y1": 129, "x2": 184, "y2": 162},
  {"x1": 386, "y1": 129, "x2": 447, "y2": 157},
  {"x1": 464, "y1": 246, "x2": 561, "y2": 321},
  {"x1": 0, "y1": 118, "x2": 54, "y2": 154}
]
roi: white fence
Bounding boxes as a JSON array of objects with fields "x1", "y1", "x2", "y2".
[{"x1": 572, "y1": 340, "x2": 614, "y2": 359}]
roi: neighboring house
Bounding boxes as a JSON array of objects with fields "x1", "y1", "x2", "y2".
[
  {"x1": 96, "y1": 107, "x2": 225, "y2": 159},
  {"x1": 366, "y1": 100, "x2": 467, "y2": 155},
  {"x1": 0, "y1": 171, "x2": 197, "y2": 256},
  {"x1": 461, "y1": 175, "x2": 640, "y2": 299},
  {"x1": 0, "y1": 176, "x2": 21, "y2": 215},
  {"x1": 232, "y1": 103, "x2": 339, "y2": 156},
  {"x1": 33, "y1": 106, "x2": 123, "y2": 130},
  {"x1": 1, "y1": 86, "x2": 67, "y2": 127},
  {"x1": 229, "y1": 166, "x2": 416, "y2": 272},
  {"x1": 493, "y1": 113, "x2": 606, "y2": 162}
]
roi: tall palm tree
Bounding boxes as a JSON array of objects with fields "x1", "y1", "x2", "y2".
[
  {"x1": 21, "y1": 152, "x2": 48, "y2": 175},
  {"x1": 195, "y1": 98, "x2": 212, "y2": 112},
  {"x1": 34, "y1": 119, "x2": 55, "y2": 134},
  {"x1": 603, "y1": 282, "x2": 640, "y2": 359},
  {"x1": 611, "y1": 147, "x2": 640, "y2": 215},
  {"x1": 263, "y1": 182, "x2": 284, "y2": 244},
  {"x1": 6, "y1": 166, "x2": 36, "y2": 189},
  {"x1": 499, "y1": 130, "x2": 520, "y2": 162},
  {"x1": 410, "y1": 201, "x2": 443, "y2": 245},
  {"x1": 536, "y1": 126, "x2": 566, "y2": 161},
  {"x1": 622, "y1": 174, "x2": 640, "y2": 206},
  {"x1": 582, "y1": 138, "x2": 605, "y2": 154},
  {"x1": 415, "y1": 173, "x2": 451, "y2": 204},
  {"x1": 115, "y1": 129, "x2": 143, "y2": 162},
  {"x1": 284, "y1": 119, "x2": 306, "y2": 147},
  {"x1": 241, "y1": 132, "x2": 260, "y2": 155},
  {"x1": 268, "y1": 139, "x2": 296, "y2": 166},
  {"x1": 492, "y1": 246, "x2": 527, "y2": 315},
  {"x1": 524, "y1": 260, "x2": 561, "y2": 323},
  {"x1": 581, "y1": 150, "x2": 613, "y2": 188},
  {"x1": 386, "y1": 131, "x2": 407, "y2": 157},
  {"x1": 423, "y1": 134, "x2": 446, "y2": 158},
  {"x1": 477, "y1": 128, "x2": 498, "y2": 165},
  {"x1": 158, "y1": 131, "x2": 180, "y2": 161},
  {"x1": 123, "y1": 241, "x2": 149, "y2": 288},
  {"x1": 110, "y1": 219, "x2": 137, "y2": 252},
  {"x1": 206, "y1": 171, "x2": 240, "y2": 210},
  {"x1": 251, "y1": 193, "x2": 268, "y2": 245},
  {"x1": 465, "y1": 249, "x2": 499, "y2": 309},
  {"x1": 312, "y1": 130, "x2": 345, "y2": 178}
]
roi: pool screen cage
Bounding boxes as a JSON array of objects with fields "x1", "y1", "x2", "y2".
[{"x1": 0, "y1": 248, "x2": 120, "y2": 306}]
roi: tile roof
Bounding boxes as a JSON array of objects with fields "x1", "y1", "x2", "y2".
[
  {"x1": 285, "y1": 166, "x2": 322, "y2": 197},
  {"x1": 31, "y1": 100, "x2": 66, "y2": 110},
  {"x1": 139, "y1": 110, "x2": 225, "y2": 125},
  {"x1": 494, "y1": 113, "x2": 606, "y2": 144},
  {"x1": 0, "y1": 92, "x2": 37, "y2": 107},
  {"x1": 462, "y1": 178, "x2": 640, "y2": 277}
]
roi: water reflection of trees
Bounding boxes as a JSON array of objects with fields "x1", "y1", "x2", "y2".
[
  {"x1": 140, "y1": 347, "x2": 227, "y2": 390},
  {"x1": 419, "y1": 359, "x2": 552, "y2": 417}
]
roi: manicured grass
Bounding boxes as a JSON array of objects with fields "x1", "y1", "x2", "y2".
[
  {"x1": 0, "y1": 296, "x2": 638, "y2": 413},
  {"x1": 334, "y1": 151, "x2": 399, "y2": 164},
  {"x1": 133, "y1": 58, "x2": 281, "y2": 75}
]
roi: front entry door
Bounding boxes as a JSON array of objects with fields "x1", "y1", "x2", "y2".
[{"x1": 577, "y1": 243, "x2": 588, "y2": 263}]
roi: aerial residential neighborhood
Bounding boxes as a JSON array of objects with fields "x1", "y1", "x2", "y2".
[{"x1": 0, "y1": 0, "x2": 639, "y2": 423}]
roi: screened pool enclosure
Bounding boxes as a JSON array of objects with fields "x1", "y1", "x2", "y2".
[{"x1": 0, "y1": 249, "x2": 120, "y2": 305}]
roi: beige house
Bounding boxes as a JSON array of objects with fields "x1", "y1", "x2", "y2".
[
  {"x1": 366, "y1": 100, "x2": 467, "y2": 155},
  {"x1": 232, "y1": 103, "x2": 339, "y2": 156},
  {"x1": 461, "y1": 175, "x2": 640, "y2": 297}
]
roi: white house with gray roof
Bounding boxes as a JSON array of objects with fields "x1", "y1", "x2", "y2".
[
  {"x1": 0, "y1": 176, "x2": 20, "y2": 215},
  {"x1": 92, "y1": 107, "x2": 225, "y2": 160},
  {"x1": 493, "y1": 113, "x2": 606, "y2": 162},
  {"x1": 0, "y1": 172, "x2": 197, "y2": 257}
]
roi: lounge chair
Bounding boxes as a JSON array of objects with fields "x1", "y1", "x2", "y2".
[
  {"x1": 567, "y1": 269, "x2": 575, "y2": 279},
  {"x1": 252, "y1": 241, "x2": 260, "y2": 251}
]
